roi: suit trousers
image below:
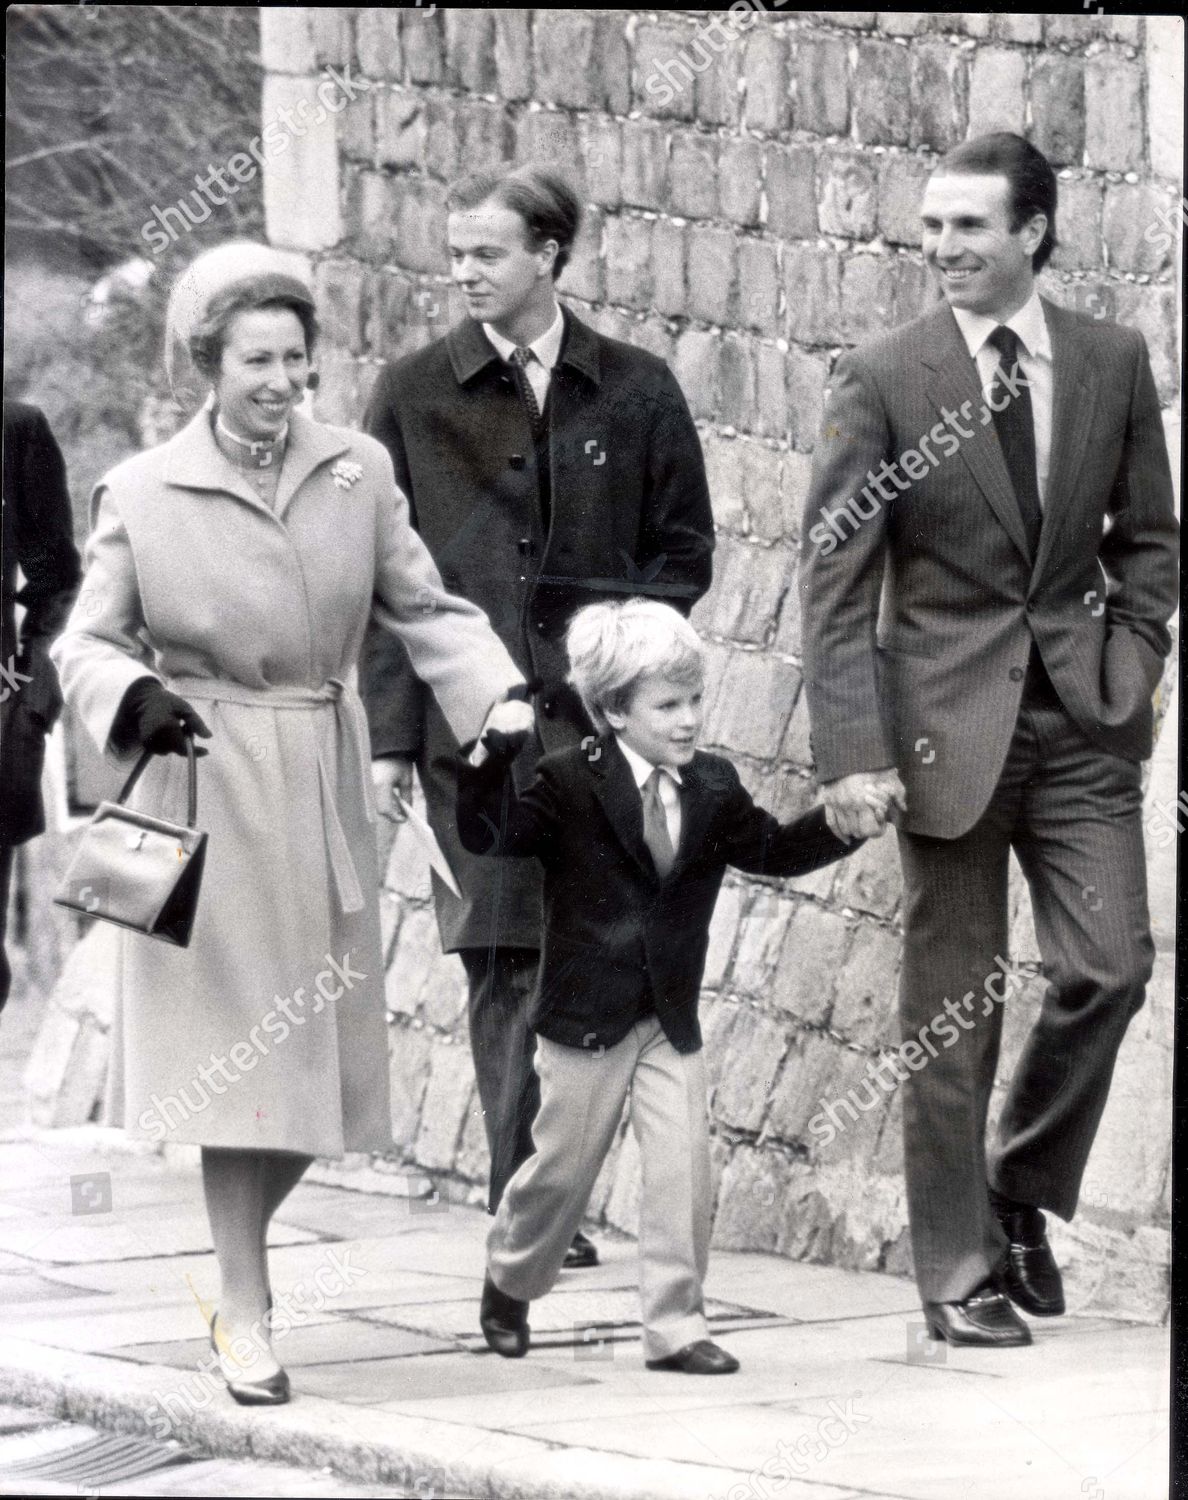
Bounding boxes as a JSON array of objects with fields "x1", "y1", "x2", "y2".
[
  {"x1": 461, "y1": 947, "x2": 541, "y2": 1213},
  {"x1": 488, "y1": 1016, "x2": 712, "y2": 1362},
  {"x1": 897, "y1": 690, "x2": 1152, "y2": 1304}
]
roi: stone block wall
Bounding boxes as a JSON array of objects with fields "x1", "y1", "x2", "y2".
[{"x1": 260, "y1": 9, "x2": 1179, "y2": 1313}]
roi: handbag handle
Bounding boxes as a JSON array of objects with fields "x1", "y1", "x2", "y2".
[{"x1": 115, "y1": 733, "x2": 199, "y2": 828}]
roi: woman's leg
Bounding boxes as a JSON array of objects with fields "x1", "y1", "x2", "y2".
[
  {"x1": 258, "y1": 1151, "x2": 313, "y2": 1255},
  {"x1": 201, "y1": 1147, "x2": 280, "y2": 1379}
]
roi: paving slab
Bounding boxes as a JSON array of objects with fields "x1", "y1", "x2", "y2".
[{"x1": 0, "y1": 1133, "x2": 1170, "y2": 1500}]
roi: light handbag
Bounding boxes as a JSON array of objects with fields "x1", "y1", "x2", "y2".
[{"x1": 54, "y1": 736, "x2": 208, "y2": 947}]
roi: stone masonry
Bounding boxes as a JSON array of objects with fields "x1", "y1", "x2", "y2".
[{"x1": 24, "y1": 10, "x2": 1180, "y2": 1320}]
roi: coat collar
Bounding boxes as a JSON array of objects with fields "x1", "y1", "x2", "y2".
[
  {"x1": 161, "y1": 406, "x2": 351, "y2": 519},
  {"x1": 446, "y1": 303, "x2": 602, "y2": 388}
]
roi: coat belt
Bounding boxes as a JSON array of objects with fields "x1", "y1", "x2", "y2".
[{"x1": 167, "y1": 675, "x2": 374, "y2": 916}]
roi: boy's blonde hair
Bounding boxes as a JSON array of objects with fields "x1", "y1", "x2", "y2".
[{"x1": 565, "y1": 599, "x2": 705, "y2": 734}]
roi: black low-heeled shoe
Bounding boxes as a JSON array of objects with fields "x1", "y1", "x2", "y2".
[
  {"x1": 479, "y1": 1273, "x2": 530, "y2": 1358},
  {"x1": 210, "y1": 1311, "x2": 291, "y2": 1406}
]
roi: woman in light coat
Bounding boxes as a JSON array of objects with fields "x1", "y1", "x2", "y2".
[{"x1": 53, "y1": 244, "x2": 531, "y2": 1405}]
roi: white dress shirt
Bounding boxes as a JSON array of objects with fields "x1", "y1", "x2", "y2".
[
  {"x1": 952, "y1": 290, "x2": 1053, "y2": 505},
  {"x1": 482, "y1": 304, "x2": 565, "y2": 411},
  {"x1": 616, "y1": 737, "x2": 683, "y2": 855}
]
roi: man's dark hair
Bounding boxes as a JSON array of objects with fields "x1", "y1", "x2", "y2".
[
  {"x1": 936, "y1": 133, "x2": 1058, "y2": 272},
  {"x1": 447, "y1": 165, "x2": 583, "y2": 279}
]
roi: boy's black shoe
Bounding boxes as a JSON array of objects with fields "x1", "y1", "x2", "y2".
[
  {"x1": 480, "y1": 1273, "x2": 529, "y2": 1358},
  {"x1": 563, "y1": 1230, "x2": 600, "y2": 1269},
  {"x1": 646, "y1": 1339, "x2": 739, "y2": 1374}
]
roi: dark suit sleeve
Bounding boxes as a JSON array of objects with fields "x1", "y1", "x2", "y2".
[
  {"x1": 456, "y1": 753, "x2": 560, "y2": 860},
  {"x1": 635, "y1": 364, "x2": 715, "y2": 615},
  {"x1": 1098, "y1": 331, "x2": 1179, "y2": 664},
  {"x1": 12, "y1": 408, "x2": 81, "y2": 648},
  {"x1": 799, "y1": 353, "x2": 897, "y2": 783},
  {"x1": 710, "y1": 761, "x2": 859, "y2": 877},
  {"x1": 360, "y1": 365, "x2": 428, "y2": 758}
]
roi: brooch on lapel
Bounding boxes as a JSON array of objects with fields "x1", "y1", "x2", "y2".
[{"x1": 331, "y1": 459, "x2": 364, "y2": 490}]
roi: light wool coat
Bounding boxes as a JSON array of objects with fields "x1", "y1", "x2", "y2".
[{"x1": 53, "y1": 409, "x2": 523, "y2": 1156}]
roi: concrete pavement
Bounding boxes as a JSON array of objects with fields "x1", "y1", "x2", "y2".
[{"x1": 0, "y1": 1122, "x2": 1170, "y2": 1500}]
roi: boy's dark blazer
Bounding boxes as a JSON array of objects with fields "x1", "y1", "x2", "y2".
[{"x1": 455, "y1": 735, "x2": 853, "y2": 1055}]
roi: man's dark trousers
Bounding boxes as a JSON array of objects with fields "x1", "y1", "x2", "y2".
[
  {"x1": 897, "y1": 669, "x2": 1153, "y2": 1304},
  {"x1": 461, "y1": 946, "x2": 540, "y2": 1211}
]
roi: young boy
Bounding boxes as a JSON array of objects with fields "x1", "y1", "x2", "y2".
[{"x1": 455, "y1": 600, "x2": 861, "y2": 1374}]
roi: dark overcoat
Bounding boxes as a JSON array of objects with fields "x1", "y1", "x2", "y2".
[
  {"x1": 361, "y1": 307, "x2": 715, "y2": 951},
  {"x1": 1, "y1": 401, "x2": 81, "y2": 845}
]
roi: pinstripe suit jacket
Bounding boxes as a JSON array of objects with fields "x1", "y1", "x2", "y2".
[{"x1": 800, "y1": 298, "x2": 1178, "y2": 839}]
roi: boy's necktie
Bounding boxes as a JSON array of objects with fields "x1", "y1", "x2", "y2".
[
  {"x1": 986, "y1": 324, "x2": 1042, "y2": 559},
  {"x1": 642, "y1": 769, "x2": 675, "y2": 878},
  {"x1": 508, "y1": 346, "x2": 544, "y2": 435}
]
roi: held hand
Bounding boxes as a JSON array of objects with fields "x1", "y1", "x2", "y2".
[
  {"x1": 372, "y1": 755, "x2": 416, "y2": 822},
  {"x1": 822, "y1": 769, "x2": 906, "y2": 842},
  {"x1": 471, "y1": 698, "x2": 535, "y2": 766}
]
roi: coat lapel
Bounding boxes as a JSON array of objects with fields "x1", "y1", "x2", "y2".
[
  {"x1": 668, "y1": 756, "x2": 717, "y2": 878},
  {"x1": 273, "y1": 412, "x2": 351, "y2": 518},
  {"x1": 1033, "y1": 300, "x2": 1098, "y2": 582},
  {"x1": 921, "y1": 304, "x2": 1032, "y2": 565},
  {"x1": 590, "y1": 737, "x2": 658, "y2": 882}
]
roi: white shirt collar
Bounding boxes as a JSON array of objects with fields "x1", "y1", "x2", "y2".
[
  {"x1": 482, "y1": 303, "x2": 565, "y2": 370},
  {"x1": 952, "y1": 288, "x2": 1051, "y2": 363},
  {"x1": 615, "y1": 736, "x2": 684, "y2": 790}
]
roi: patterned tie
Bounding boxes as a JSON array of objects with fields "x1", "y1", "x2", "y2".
[
  {"x1": 641, "y1": 769, "x2": 675, "y2": 878},
  {"x1": 986, "y1": 324, "x2": 1042, "y2": 559},
  {"x1": 508, "y1": 346, "x2": 544, "y2": 434}
]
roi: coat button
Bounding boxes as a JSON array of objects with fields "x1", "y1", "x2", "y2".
[
  {"x1": 509, "y1": 454, "x2": 526, "y2": 470},
  {"x1": 518, "y1": 538, "x2": 536, "y2": 557},
  {"x1": 1009, "y1": 667, "x2": 1024, "y2": 681}
]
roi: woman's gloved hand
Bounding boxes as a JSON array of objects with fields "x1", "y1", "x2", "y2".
[{"x1": 118, "y1": 677, "x2": 212, "y2": 756}]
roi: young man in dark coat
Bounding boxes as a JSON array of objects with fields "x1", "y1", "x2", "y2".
[
  {"x1": 455, "y1": 601, "x2": 858, "y2": 1372},
  {"x1": 362, "y1": 167, "x2": 714, "y2": 1263},
  {"x1": 1, "y1": 400, "x2": 81, "y2": 1013}
]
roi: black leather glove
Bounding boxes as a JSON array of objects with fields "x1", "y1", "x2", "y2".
[
  {"x1": 116, "y1": 677, "x2": 211, "y2": 757},
  {"x1": 479, "y1": 726, "x2": 531, "y2": 763}
]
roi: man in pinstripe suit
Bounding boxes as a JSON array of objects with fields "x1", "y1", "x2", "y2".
[{"x1": 800, "y1": 134, "x2": 1178, "y2": 1347}]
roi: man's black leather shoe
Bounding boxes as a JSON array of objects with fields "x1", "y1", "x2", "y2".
[
  {"x1": 993, "y1": 1201, "x2": 1066, "y2": 1317},
  {"x1": 923, "y1": 1284, "x2": 1032, "y2": 1347},
  {"x1": 563, "y1": 1230, "x2": 600, "y2": 1269},
  {"x1": 645, "y1": 1339, "x2": 740, "y2": 1374},
  {"x1": 480, "y1": 1273, "x2": 529, "y2": 1358}
]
